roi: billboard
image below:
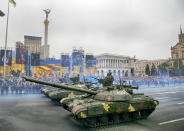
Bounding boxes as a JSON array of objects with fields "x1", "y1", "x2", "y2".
[
  {"x1": 61, "y1": 55, "x2": 70, "y2": 67},
  {"x1": 16, "y1": 47, "x2": 28, "y2": 64},
  {"x1": 86, "y1": 55, "x2": 94, "y2": 68},
  {"x1": 31, "y1": 53, "x2": 40, "y2": 66},
  {"x1": 0, "y1": 50, "x2": 12, "y2": 66}
]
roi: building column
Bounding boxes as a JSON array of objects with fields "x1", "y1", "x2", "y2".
[
  {"x1": 113, "y1": 59, "x2": 115, "y2": 68},
  {"x1": 110, "y1": 59, "x2": 112, "y2": 68},
  {"x1": 105, "y1": 59, "x2": 106, "y2": 68}
]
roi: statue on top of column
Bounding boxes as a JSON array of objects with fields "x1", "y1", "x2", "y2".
[{"x1": 43, "y1": 9, "x2": 51, "y2": 19}]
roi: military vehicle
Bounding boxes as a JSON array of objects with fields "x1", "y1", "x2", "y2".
[
  {"x1": 48, "y1": 83, "x2": 88, "y2": 102},
  {"x1": 41, "y1": 87, "x2": 59, "y2": 97},
  {"x1": 60, "y1": 85, "x2": 135, "y2": 112},
  {"x1": 48, "y1": 81, "x2": 97, "y2": 101},
  {"x1": 23, "y1": 77, "x2": 159, "y2": 127}
]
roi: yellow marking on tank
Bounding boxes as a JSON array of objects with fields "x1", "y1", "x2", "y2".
[
  {"x1": 128, "y1": 104, "x2": 135, "y2": 112},
  {"x1": 102, "y1": 103, "x2": 110, "y2": 112},
  {"x1": 154, "y1": 101, "x2": 158, "y2": 105},
  {"x1": 44, "y1": 89, "x2": 48, "y2": 93},
  {"x1": 60, "y1": 99, "x2": 64, "y2": 104},
  {"x1": 80, "y1": 112, "x2": 87, "y2": 118},
  {"x1": 68, "y1": 92, "x2": 75, "y2": 98}
]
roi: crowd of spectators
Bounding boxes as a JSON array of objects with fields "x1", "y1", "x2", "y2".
[
  {"x1": 1, "y1": 75, "x2": 184, "y2": 96},
  {"x1": 114, "y1": 76, "x2": 184, "y2": 87},
  {"x1": 0, "y1": 77, "x2": 42, "y2": 95}
]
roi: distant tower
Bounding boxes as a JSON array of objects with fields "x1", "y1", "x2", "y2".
[
  {"x1": 42, "y1": 9, "x2": 51, "y2": 59},
  {"x1": 179, "y1": 25, "x2": 184, "y2": 43}
]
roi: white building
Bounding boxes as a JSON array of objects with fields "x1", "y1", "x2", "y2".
[{"x1": 95, "y1": 53, "x2": 134, "y2": 77}]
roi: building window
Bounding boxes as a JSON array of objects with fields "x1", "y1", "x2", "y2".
[
  {"x1": 118, "y1": 70, "x2": 120, "y2": 76},
  {"x1": 97, "y1": 70, "x2": 99, "y2": 75},
  {"x1": 122, "y1": 70, "x2": 124, "y2": 76},
  {"x1": 101, "y1": 70, "x2": 104, "y2": 76}
]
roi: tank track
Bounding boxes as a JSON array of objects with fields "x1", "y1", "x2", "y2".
[
  {"x1": 51, "y1": 99, "x2": 62, "y2": 106},
  {"x1": 78, "y1": 109, "x2": 155, "y2": 128}
]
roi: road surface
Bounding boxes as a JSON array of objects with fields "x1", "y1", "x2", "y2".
[{"x1": 0, "y1": 86, "x2": 184, "y2": 131}]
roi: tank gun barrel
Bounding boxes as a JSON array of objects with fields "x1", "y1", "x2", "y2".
[
  {"x1": 23, "y1": 77, "x2": 97, "y2": 95},
  {"x1": 123, "y1": 85, "x2": 139, "y2": 89}
]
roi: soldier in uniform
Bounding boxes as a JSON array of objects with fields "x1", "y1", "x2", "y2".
[
  {"x1": 98, "y1": 72, "x2": 114, "y2": 86},
  {"x1": 70, "y1": 74, "x2": 80, "y2": 84}
]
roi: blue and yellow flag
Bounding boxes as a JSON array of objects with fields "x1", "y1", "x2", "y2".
[
  {"x1": 9, "y1": 0, "x2": 16, "y2": 8},
  {"x1": 120, "y1": 60, "x2": 123, "y2": 63}
]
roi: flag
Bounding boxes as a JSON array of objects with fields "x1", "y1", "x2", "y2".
[
  {"x1": 120, "y1": 60, "x2": 123, "y2": 63},
  {"x1": 9, "y1": 0, "x2": 16, "y2": 8}
]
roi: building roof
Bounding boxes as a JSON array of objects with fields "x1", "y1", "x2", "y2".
[
  {"x1": 95, "y1": 53, "x2": 130, "y2": 59},
  {"x1": 24, "y1": 35, "x2": 42, "y2": 40}
]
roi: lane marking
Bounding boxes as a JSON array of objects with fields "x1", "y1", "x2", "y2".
[
  {"x1": 177, "y1": 102, "x2": 184, "y2": 105},
  {"x1": 158, "y1": 118, "x2": 184, "y2": 125},
  {"x1": 156, "y1": 97, "x2": 169, "y2": 100},
  {"x1": 156, "y1": 97, "x2": 183, "y2": 101},
  {"x1": 148, "y1": 92, "x2": 176, "y2": 95},
  {"x1": 147, "y1": 91, "x2": 184, "y2": 96}
]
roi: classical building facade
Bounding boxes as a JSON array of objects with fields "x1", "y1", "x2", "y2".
[
  {"x1": 95, "y1": 53, "x2": 134, "y2": 77},
  {"x1": 171, "y1": 27, "x2": 184, "y2": 60},
  {"x1": 131, "y1": 59, "x2": 168, "y2": 76}
]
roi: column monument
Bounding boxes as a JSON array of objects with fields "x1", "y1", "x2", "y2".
[{"x1": 43, "y1": 9, "x2": 51, "y2": 59}]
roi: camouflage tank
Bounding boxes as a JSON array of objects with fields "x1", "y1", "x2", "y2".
[
  {"x1": 48, "y1": 83, "x2": 88, "y2": 102},
  {"x1": 41, "y1": 87, "x2": 60, "y2": 97},
  {"x1": 23, "y1": 77, "x2": 159, "y2": 127},
  {"x1": 60, "y1": 85, "x2": 135, "y2": 112}
]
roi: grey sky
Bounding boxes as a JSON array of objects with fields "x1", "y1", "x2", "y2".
[{"x1": 0, "y1": 0, "x2": 184, "y2": 59}]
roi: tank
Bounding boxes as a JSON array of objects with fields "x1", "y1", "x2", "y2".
[
  {"x1": 40, "y1": 87, "x2": 59, "y2": 97},
  {"x1": 60, "y1": 85, "x2": 140, "y2": 112},
  {"x1": 48, "y1": 83, "x2": 89, "y2": 102},
  {"x1": 23, "y1": 77, "x2": 159, "y2": 127}
]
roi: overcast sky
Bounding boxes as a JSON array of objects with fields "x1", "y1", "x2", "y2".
[{"x1": 0, "y1": 0, "x2": 184, "y2": 60}]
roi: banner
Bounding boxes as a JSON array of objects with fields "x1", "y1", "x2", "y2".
[
  {"x1": 0, "y1": 50, "x2": 12, "y2": 66},
  {"x1": 31, "y1": 53, "x2": 40, "y2": 66},
  {"x1": 16, "y1": 47, "x2": 28, "y2": 64}
]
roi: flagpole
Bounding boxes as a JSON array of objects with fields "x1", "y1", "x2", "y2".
[{"x1": 3, "y1": 0, "x2": 10, "y2": 79}]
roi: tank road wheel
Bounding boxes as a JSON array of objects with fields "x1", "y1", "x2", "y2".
[
  {"x1": 132, "y1": 111, "x2": 139, "y2": 120},
  {"x1": 112, "y1": 114, "x2": 120, "y2": 123},
  {"x1": 122, "y1": 112, "x2": 130, "y2": 122},
  {"x1": 99, "y1": 116, "x2": 108, "y2": 126},
  {"x1": 87, "y1": 117, "x2": 97, "y2": 127},
  {"x1": 140, "y1": 110, "x2": 151, "y2": 119}
]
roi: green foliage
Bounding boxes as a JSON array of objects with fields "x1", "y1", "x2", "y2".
[
  {"x1": 158, "y1": 60, "x2": 184, "y2": 76},
  {"x1": 125, "y1": 71, "x2": 128, "y2": 77},
  {"x1": 145, "y1": 64, "x2": 150, "y2": 76},
  {"x1": 158, "y1": 62, "x2": 169, "y2": 75},
  {"x1": 151, "y1": 64, "x2": 156, "y2": 76},
  {"x1": 131, "y1": 68, "x2": 134, "y2": 76}
]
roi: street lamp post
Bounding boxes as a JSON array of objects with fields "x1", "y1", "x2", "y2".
[
  {"x1": 0, "y1": 10, "x2": 5, "y2": 78},
  {"x1": 3, "y1": 1, "x2": 10, "y2": 79}
]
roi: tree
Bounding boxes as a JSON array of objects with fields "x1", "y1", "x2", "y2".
[
  {"x1": 131, "y1": 68, "x2": 134, "y2": 76},
  {"x1": 125, "y1": 71, "x2": 128, "y2": 77},
  {"x1": 151, "y1": 64, "x2": 156, "y2": 76},
  {"x1": 158, "y1": 62, "x2": 169, "y2": 76},
  {"x1": 145, "y1": 64, "x2": 150, "y2": 76}
]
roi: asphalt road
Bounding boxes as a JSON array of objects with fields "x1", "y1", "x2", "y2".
[{"x1": 0, "y1": 86, "x2": 184, "y2": 131}]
